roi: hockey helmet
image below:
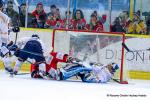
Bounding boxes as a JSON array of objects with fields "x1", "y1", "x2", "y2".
[{"x1": 32, "y1": 34, "x2": 40, "y2": 39}]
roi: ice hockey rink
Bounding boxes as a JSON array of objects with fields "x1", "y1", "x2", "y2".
[{"x1": 0, "y1": 71, "x2": 150, "y2": 100}]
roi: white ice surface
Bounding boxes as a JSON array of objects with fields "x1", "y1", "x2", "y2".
[{"x1": 0, "y1": 71, "x2": 150, "y2": 100}]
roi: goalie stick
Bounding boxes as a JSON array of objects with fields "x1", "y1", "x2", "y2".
[{"x1": 122, "y1": 43, "x2": 150, "y2": 52}]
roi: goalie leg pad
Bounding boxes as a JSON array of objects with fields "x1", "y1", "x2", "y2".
[{"x1": 60, "y1": 66, "x2": 92, "y2": 80}]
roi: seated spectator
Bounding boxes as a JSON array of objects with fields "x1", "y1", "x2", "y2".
[
  {"x1": 53, "y1": 8, "x2": 62, "y2": 28},
  {"x1": 45, "y1": 4, "x2": 63, "y2": 28},
  {"x1": 112, "y1": 17, "x2": 125, "y2": 32},
  {"x1": 119, "y1": 11, "x2": 130, "y2": 30},
  {"x1": 56, "y1": 8, "x2": 61, "y2": 20},
  {"x1": 45, "y1": 8, "x2": 62, "y2": 29},
  {"x1": 45, "y1": 13, "x2": 57, "y2": 28},
  {"x1": 127, "y1": 13, "x2": 146, "y2": 34},
  {"x1": 146, "y1": 15, "x2": 150, "y2": 35},
  {"x1": 32, "y1": 2, "x2": 46, "y2": 28},
  {"x1": 72, "y1": 9, "x2": 86, "y2": 30},
  {"x1": 6, "y1": 0, "x2": 19, "y2": 26},
  {"x1": 93, "y1": 10, "x2": 98, "y2": 19},
  {"x1": 19, "y1": 3, "x2": 37, "y2": 28},
  {"x1": 60, "y1": 11, "x2": 73, "y2": 29},
  {"x1": 85, "y1": 13, "x2": 103, "y2": 32},
  {"x1": 142, "y1": 11, "x2": 150, "y2": 34},
  {"x1": 49, "y1": 4, "x2": 57, "y2": 15}
]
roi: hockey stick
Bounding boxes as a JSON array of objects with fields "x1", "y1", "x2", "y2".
[
  {"x1": 8, "y1": 45, "x2": 45, "y2": 57},
  {"x1": 14, "y1": 30, "x2": 18, "y2": 44},
  {"x1": 112, "y1": 78, "x2": 128, "y2": 84},
  {"x1": 122, "y1": 43, "x2": 150, "y2": 52},
  {"x1": 14, "y1": 0, "x2": 21, "y2": 44},
  {"x1": 16, "y1": 72, "x2": 30, "y2": 75},
  {"x1": 19, "y1": 49, "x2": 45, "y2": 57},
  {"x1": 10, "y1": 72, "x2": 30, "y2": 77},
  {"x1": 112, "y1": 78, "x2": 120, "y2": 82}
]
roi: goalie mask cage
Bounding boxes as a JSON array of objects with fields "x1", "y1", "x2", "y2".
[{"x1": 52, "y1": 29, "x2": 128, "y2": 84}]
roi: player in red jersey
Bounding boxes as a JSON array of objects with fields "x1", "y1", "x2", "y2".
[{"x1": 31, "y1": 49, "x2": 73, "y2": 79}]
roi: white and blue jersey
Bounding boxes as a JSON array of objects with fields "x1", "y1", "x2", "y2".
[
  {"x1": 60, "y1": 62, "x2": 113, "y2": 83},
  {"x1": 16, "y1": 37, "x2": 47, "y2": 62},
  {"x1": 0, "y1": 11, "x2": 10, "y2": 45},
  {"x1": 0, "y1": 11, "x2": 10, "y2": 56}
]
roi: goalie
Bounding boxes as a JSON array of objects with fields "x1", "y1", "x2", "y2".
[{"x1": 57, "y1": 61, "x2": 119, "y2": 83}]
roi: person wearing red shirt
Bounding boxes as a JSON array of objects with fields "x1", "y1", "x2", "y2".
[
  {"x1": 31, "y1": 50, "x2": 74, "y2": 79},
  {"x1": 32, "y1": 2, "x2": 46, "y2": 28},
  {"x1": 60, "y1": 11, "x2": 74, "y2": 29},
  {"x1": 85, "y1": 14, "x2": 103, "y2": 32},
  {"x1": 44, "y1": 13, "x2": 57, "y2": 28},
  {"x1": 72, "y1": 9, "x2": 86, "y2": 30}
]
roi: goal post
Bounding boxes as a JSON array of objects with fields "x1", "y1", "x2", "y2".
[{"x1": 52, "y1": 28, "x2": 128, "y2": 84}]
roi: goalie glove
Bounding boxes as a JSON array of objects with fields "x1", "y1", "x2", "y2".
[{"x1": 67, "y1": 56, "x2": 74, "y2": 63}]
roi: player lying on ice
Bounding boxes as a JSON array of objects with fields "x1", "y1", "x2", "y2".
[{"x1": 57, "y1": 61, "x2": 119, "y2": 83}]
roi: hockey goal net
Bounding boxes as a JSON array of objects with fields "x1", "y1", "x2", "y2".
[{"x1": 52, "y1": 29, "x2": 128, "y2": 84}]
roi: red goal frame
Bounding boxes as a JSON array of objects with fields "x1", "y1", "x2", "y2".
[{"x1": 52, "y1": 28, "x2": 128, "y2": 84}]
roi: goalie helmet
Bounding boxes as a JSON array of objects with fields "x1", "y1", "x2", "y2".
[{"x1": 111, "y1": 63, "x2": 119, "y2": 73}]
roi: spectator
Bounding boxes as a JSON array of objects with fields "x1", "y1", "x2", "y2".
[
  {"x1": 93, "y1": 10, "x2": 98, "y2": 19},
  {"x1": 112, "y1": 17, "x2": 125, "y2": 32},
  {"x1": 85, "y1": 13, "x2": 103, "y2": 32},
  {"x1": 45, "y1": 13, "x2": 57, "y2": 28},
  {"x1": 137, "y1": 10, "x2": 141, "y2": 18},
  {"x1": 119, "y1": 11, "x2": 130, "y2": 30},
  {"x1": 53, "y1": 8, "x2": 62, "y2": 28},
  {"x1": 72, "y1": 9, "x2": 86, "y2": 30},
  {"x1": 142, "y1": 11, "x2": 150, "y2": 34},
  {"x1": 19, "y1": 3, "x2": 36, "y2": 28},
  {"x1": 56, "y1": 8, "x2": 61, "y2": 19},
  {"x1": 49, "y1": 4, "x2": 57, "y2": 15},
  {"x1": 19, "y1": 3, "x2": 26, "y2": 27},
  {"x1": 127, "y1": 13, "x2": 146, "y2": 34},
  {"x1": 6, "y1": 0, "x2": 19, "y2": 26},
  {"x1": 32, "y1": 2, "x2": 46, "y2": 28},
  {"x1": 60, "y1": 10, "x2": 73, "y2": 29},
  {"x1": 45, "y1": 8, "x2": 62, "y2": 29},
  {"x1": 146, "y1": 15, "x2": 150, "y2": 34}
]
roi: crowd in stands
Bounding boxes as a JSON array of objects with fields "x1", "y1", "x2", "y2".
[{"x1": 3, "y1": 1, "x2": 150, "y2": 34}]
